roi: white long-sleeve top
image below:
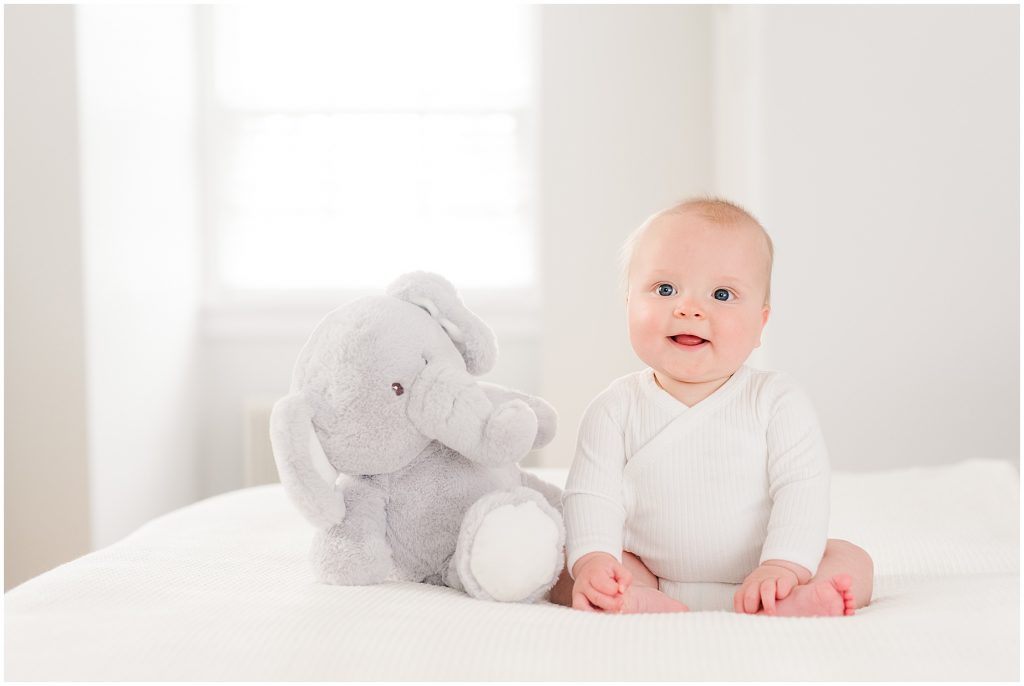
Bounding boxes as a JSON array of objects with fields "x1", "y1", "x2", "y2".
[{"x1": 563, "y1": 365, "x2": 830, "y2": 596}]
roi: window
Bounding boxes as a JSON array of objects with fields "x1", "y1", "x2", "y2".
[{"x1": 200, "y1": 5, "x2": 536, "y2": 296}]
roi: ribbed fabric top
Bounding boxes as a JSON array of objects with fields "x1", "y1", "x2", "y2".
[{"x1": 563, "y1": 365, "x2": 830, "y2": 583}]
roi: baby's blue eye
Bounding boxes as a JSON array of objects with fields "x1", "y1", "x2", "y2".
[
  {"x1": 657, "y1": 284, "x2": 676, "y2": 297},
  {"x1": 713, "y1": 289, "x2": 731, "y2": 301}
]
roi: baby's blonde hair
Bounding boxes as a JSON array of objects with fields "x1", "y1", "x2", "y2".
[{"x1": 619, "y1": 196, "x2": 774, "y2": 305}]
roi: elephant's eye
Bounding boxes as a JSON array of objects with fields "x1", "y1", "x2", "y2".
[{"x1": 391, "y1": 382, "x2": 405, "y2": 396}]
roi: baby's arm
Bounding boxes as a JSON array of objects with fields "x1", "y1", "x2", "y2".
[
  {"x1": 737, "y1": 379, "x2": 830, "y2": 614},
  {"x1": 562, "y1": 395, "x2": 629, "y2": 611}
]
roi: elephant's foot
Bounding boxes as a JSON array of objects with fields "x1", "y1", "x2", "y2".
[
  {"x1": 450, "y1": 487, "x2": 564, "y2": 603},
  {"x1": 311, "y1": 526, "x2": 393, "y2": 586}
]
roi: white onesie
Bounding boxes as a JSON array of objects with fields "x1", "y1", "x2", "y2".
[{"x1": 562, "y1": 365, "x2": 830, "y2": 611}]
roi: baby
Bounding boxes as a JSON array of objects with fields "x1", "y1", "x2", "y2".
[{"x1": 549, "y1": 198, "x2": 873, "y2": 616}]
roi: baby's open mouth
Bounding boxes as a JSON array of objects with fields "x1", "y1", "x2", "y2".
[{"x1": 670, "y1": 334, "x2": 708, "y2": 347}]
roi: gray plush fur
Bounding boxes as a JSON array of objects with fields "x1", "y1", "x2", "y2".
[{"x1": 270, "y1": 272, "x2": 565, "y2": 603}]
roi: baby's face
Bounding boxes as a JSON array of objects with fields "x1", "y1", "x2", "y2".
[{"x1": 626, "y1": 211, "x2": 771, "y2": 390}]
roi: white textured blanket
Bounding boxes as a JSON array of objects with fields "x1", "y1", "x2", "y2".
[{"x1": 5, "y1": 459, "x2": 1019, "y2": 680}]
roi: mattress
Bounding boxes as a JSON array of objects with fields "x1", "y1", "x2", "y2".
[{"x1": 5, "y1": 458, "x2": 1019, "y2": 680}]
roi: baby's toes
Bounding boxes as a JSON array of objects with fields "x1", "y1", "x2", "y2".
[
  {"x1": 832, "y1": 574, "x2": 857, "y2": 615},
  {"x1": 843, "y1": 592, "x2": 856, "y2": 615}
]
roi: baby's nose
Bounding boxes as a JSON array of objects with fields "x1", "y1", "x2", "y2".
[{"x1": 673, "y1": 302, "x2": 705, "y2": 319}]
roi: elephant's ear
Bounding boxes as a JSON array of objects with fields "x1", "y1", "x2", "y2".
[{"x1": 386, "y1": 271, "x2": 497, "y2": 375}]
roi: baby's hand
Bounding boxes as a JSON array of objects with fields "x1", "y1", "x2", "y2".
[
  {"x1": 571, "y1": 552, "x2": 632, "y2": 613},
  {"x1": 734, "y1": 563, "x2": 801, "y2": 615}
]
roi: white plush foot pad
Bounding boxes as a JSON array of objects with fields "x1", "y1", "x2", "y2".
[{"x1": 469, "y1": 502, "x2": 560, "y2": 602}]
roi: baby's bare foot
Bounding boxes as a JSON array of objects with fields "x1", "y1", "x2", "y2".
[
  {"x1": 769, "y1": 574, "x2": 856, "y2": 617},
  {"x1": 620, "y1": 586, "x2": 689, "y2": 614}
]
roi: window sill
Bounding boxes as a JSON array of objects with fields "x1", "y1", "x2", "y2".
[{"x1": 200, "y1": 287, "x2": 543, "y2": 340}]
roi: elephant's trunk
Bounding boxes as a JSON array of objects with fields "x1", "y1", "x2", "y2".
[{"x1": 407, "y1": 361, "x2": 538, "y2": 467}]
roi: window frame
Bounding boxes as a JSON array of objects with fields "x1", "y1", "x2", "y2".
[{"x1": 193, "y1": 5, "x2": 542, "y2": 334}]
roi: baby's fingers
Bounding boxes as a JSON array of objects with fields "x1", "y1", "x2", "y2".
[
  {"x1": 760, "y1": 579, "x2": 777, "y2": 615},
  {"x1": 776, "y1": 575, "x2": 797, "y2": 600},
  {"x1": 591, "y1": 571, "x2": 620, "y2": 597},
  {"x1": 614, "y1": 566, "x2": 633, "y2": 595},
  {"x1": 733, "y1": 582, "x2": 755, "y2": 614},
  {"x1": 572, "y1": 590, "x2": 598, "y2": 612},
  {"x1": 741, "y1": 581, "x2": 763, "y2": 614},
  {"x1": 733, "y1": 586, "x2": 747, "y2": 614},
  {"x1": 584, "y1": 584, "x2": 624, "y2": 613}
]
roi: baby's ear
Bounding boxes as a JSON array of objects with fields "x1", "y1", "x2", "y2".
[
  {"x1": 756, "y1": 305, "x2": 771, "y2": 347},
  {"x1": 386, "y1": 271, "x2": 498, "y2": 375}
]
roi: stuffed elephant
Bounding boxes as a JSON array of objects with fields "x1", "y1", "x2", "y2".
[{"x1": 270, "y1": 272, "x2": 565, "y2": 603}]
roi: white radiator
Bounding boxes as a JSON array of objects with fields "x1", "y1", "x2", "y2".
[{"x1": 243, "y1": 395, "x2": 281, "y2": 487}]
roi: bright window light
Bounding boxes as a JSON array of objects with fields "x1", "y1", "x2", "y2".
[{"x1": 203, "y1": 5, "x2": 535, "y2": 292}]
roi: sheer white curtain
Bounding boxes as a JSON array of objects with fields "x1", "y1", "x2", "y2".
[{"x1": 201, "y1": 5, "x2": 536, "y2": 294}]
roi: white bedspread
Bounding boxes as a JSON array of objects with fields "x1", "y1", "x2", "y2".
[{"x1": 5, "y1": 459, "x2": 1019, "y2": 680}]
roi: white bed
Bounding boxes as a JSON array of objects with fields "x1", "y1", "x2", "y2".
[{"x1": 5, "y1": 459, "x2": 1019, "y2": 681}]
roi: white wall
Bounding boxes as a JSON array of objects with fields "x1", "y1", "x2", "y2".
[
  {"x1": 714, "y1": 5, "x2": 1019, "y2": 471},
  {"x1": 536, "y1": 5, "x2": 1017, "y2": 472},
  {"x1": 537, "y1": 5, "x2": 716, "y2": 466},
  {"x1": 200, "y1": 5, "x2": 1018, "y2": 479},
  {"x1": 76, "y1": 6, "x2": 203, "y2": 546},
  {"x1": 4, "y1": 5, "x2": 93, "y2": 590}
]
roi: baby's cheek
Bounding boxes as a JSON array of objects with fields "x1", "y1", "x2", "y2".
[
  {"x1": 719, "y1": 318, "x2": 763, "y2": 354},
  {"x1": 628, "y1": 309, "x2": 660, "y2": 341},
  {"x1": 627, "y1": 309, "x2": 662, "y2": 357}
]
